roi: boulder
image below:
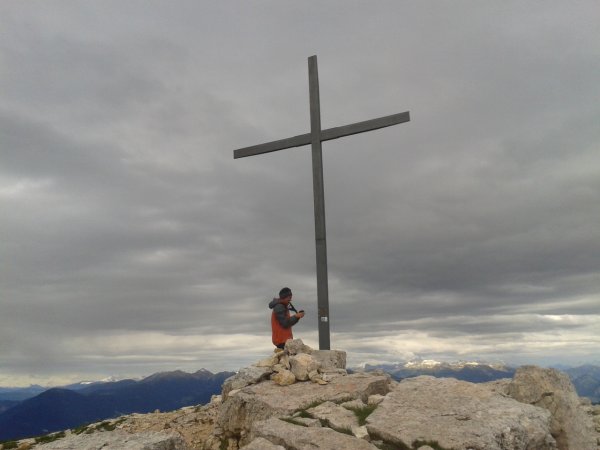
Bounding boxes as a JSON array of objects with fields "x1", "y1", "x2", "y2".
[
  {"x1": 271, "y1": 369, "x2": 296, "y2": 386},
  {"x1": 366, "y1": 376, "x2": 556, "y2": 450},
  {"x1": 254, "y1": 355, "x2": 278, "y2": 368},
  {"x1": 277, "y1": 353, "x2": 290, "y2": 370},
  {"x1": 508, "y1": 365, "x2": 597, "y2": 450},
  {"x1": 284, "y1": 339, "x2": 313, "y2": 355},
  {"x1": 222, "y1": 366, "x2": 273, "y2": 399},
  {"x1": 289, "y1": 353, "x2": 320, "y2": 381},
  {"x1": 251, "y1": 417, "x2": 379, "y2": 450}
]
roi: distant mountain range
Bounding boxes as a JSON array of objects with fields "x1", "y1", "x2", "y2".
[
  {"x1": 360, "y1": 360, "x2": 516, "y2": 383},
  {"x1": 563, "y1": 365, "x2": 600, "y2": 404},
  {"x1": 359, "y1": 360, "x2": 600, "y2": 403},
  {"x1": 0, "y1": 369, "x2": 234, "y2": 441},
  {"x1": 0, "y1": 386, "x2": 48, "y2": 415}
]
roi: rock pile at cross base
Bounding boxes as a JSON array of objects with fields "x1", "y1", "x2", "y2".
[{"x1": 24, "y1": 339, "x2": 599, "y2": 450}]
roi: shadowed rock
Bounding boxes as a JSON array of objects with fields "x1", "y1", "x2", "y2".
[{"x1": 508, "y1": 366, "x2": 597, "y2": 450}]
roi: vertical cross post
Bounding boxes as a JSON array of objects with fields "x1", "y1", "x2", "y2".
[{"x1": 308, "y1": 56, "x2": 331, "y2": 350}]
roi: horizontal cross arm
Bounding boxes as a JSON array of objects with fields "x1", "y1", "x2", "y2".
[
  {"x1": 233, "y1": 110, "x2": 410, "y2": 159},
  {"x1": 233, "y1": 133, "x2": 311, "y2": 159},
  {"x1": 320, "y1": 111, "x2": 410, "y2": 142}
]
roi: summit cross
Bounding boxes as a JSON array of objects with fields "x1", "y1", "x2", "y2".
[{"x1": 234, "y1": 55, "x2": 410, "y2": 350}]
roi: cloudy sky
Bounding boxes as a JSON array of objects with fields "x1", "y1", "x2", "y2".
[{"x1": 1, "y1": 1, "x2": 599, "y2": 386}]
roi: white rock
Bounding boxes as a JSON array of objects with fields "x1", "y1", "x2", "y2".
[
  {"x1": 352, "y1": 425, "x2": 370, "y2": 441},
  {"x1": 289, "y1": 353, "x2": 321, "y2": 381},
  {"x1": 366, "y1": 376, "x2": 556, "y2": 450},
  {"x1": 254, "y1": 355, "x2": 278, "y2": 368},
  {"x1": 307, "y1": 401, "x2": 359, "y2": 431},
  {"x1": 271, "y1": 369, "x2": 296, "y2": 386},
  {"x1": 284, "y1": 339, "x2": 314, "y2": 355},
  {"x1": 367, "y1": 394, "x2": 385, "y2": 406}
]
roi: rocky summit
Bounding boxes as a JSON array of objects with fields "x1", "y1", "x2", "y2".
[{"x1": 12, "y1": 340, "x2": 600, "y2": 450}]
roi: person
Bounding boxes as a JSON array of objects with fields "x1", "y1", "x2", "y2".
[{"x1": 269, "y1": 287, "x2": 305, "y2": 349}]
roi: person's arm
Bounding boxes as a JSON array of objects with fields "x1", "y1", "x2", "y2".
[{"x1": 274, "y1": 303, "x2": 300, "y2": 328}]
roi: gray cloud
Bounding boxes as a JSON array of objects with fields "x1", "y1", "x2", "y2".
[{"x1": 1, "y1": 1, "x2": 599, "y2": 385}]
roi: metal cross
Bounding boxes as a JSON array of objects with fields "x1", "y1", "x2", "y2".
[{"x1": 234, "y1": 55, "x2": 410, "y2": 350}]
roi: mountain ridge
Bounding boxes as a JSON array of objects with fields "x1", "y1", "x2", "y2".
[
  {"x1": 357, "y1": 360, "x2": 600, "y2": 402},
  {"x1": 0, "y1": 369, "x2": 234, "y2": 441}
]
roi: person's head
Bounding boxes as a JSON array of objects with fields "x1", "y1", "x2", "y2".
[{"x1": 279, "y1": 287, "x2": 292, "y2": 303}]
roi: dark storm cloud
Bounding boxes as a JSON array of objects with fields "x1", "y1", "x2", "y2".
[{"x1": 0, "y1": 1, "x2": 599, "y2": 385}]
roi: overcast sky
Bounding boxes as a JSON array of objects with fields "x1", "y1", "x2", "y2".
[{"x1": 1, "y1": 1, "x2": 599, "y2": 386}]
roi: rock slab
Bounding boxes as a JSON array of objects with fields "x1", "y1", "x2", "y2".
[
  {"x1": 367, "y1": 376, "x2": 557, "y2": 450},
  {"x1": 34, "y1": 430, "x2": 187, "y2": 450},
  {"x1": 251, "y1": 417, "x2": 378, "y2": 450}
]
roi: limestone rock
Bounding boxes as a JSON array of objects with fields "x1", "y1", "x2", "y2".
[
  {"x1": 321, "y1": 371, "x2": 346, "y2": 382},
  {"x1": 308, "y1": 369, "x2": 328, "y2": 385},
  {"x1": 277, "y1": 353, "x2": 290, "y2": 370},
  {"x1": 251, "y1": 417, "x2": 379, "y2": 450},
  {"x1": 271, "y1": 369, "x2": 296, "y2": 386},
  {"x1": 367, "y1": 394, "x2": 385, "y2": 406},
  {"x1": 117, "y1": 402, "x2": 219, "y2": 449},
  {"x1": 289, "y1": 353, "x2": 320, "y2": 381},
  {"x1": 284, "y1": 339, "x2": 313, "y2": 355},
  {"x1": 312, "y1": 349, "x2": 346, "y2": 370},
  {"x1": 254, "y1": 355, "x2": 278, "y2": 368},
  {"x1": 271, "y1": 364, "x2": 286, "y2": 373},
  {"x1": 307, "y1": 400, "x2": 359, "y2": 432},
  {"x1": 215, "y1": 372, "x2": 390, "y2": 445},
  {"x1": 291, "y1": 417, "x2": 321, "y2": 427},
  {"x1": 34, "y1": 430, "x2": 187, "y2": 449},
  {"x1": 222, "y1": 366, "x2": 273, "y2": 399},
  {"x1": 352, "y1": 425, "x2": 370, "y2": 441},
  {"x1": 366, "y1": 376, "x2": 556, "y2": 450},
  {"x1": 239, "y1": 437, "x2": 285, "y2": 450},
  {"x1": 342, "y1": 399, "x2": 366, "y2": 409},
  {"x1": 508, "y1": 365, "x2": 597, "y2": 450}
]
